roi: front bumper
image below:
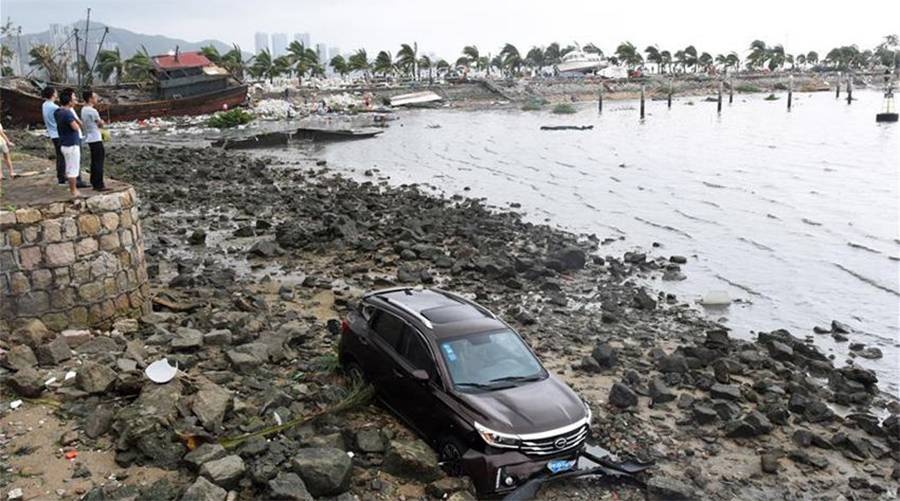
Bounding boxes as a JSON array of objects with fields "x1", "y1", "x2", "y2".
[{"x1": 460, "y1": 445, "x2": 584, "y2": 494}]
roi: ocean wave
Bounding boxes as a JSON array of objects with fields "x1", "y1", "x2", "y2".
[
  {"x1": 702, "y1": 181, "x2": 728, "y2": 189},
  {"x1": 801, "y1": 218, "x2": 823, "y2": 226},
  {"x1": 634, "y1": 216, "x2": 694, "y2": 239},
  {"x1": 715, "y1": 274, "x2": 768, "y2": 298},
  {"x1": 738, "y1": 236, "x2": 775, "y2": 252},
  {"x1": 833, "y1": 263, "x2": 900, "y2": 297},
  {"x1": 672, "y1": 209, "x2": 718, "y2": 225},
  {"x1": 847, "y1": 242, "x2": 882, "y2": 254}
]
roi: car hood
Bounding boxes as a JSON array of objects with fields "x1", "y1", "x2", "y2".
[{"x1": 456, "y1": 375, "x2": 586, "y2": 435}]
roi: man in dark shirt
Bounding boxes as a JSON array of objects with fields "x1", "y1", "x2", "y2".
[
  {"x1": 54, "y1": 88, "x2": 84, "y2": 197},
  {"x1": 42, "y1": 86, "x2": 87, "y2": 187}
]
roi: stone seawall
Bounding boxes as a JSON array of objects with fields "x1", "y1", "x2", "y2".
[{"x1": 1, "y1": 187, "x2": 150, "y2": 331}]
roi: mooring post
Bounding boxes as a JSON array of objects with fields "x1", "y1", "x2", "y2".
[
  {"x1": 717, "y1": 80, "x2": 723, "y2": 113},
  {"x1": 667, "y1": 77, "x2": 673, "y2": 109},
  {"x1": 836, "y1": 72, "x2": 841, "y2": 98},
  {"x1": 846, "y1": 77, "x2": 852, "y2": 104},
  {"x1": 598, "y1": 86, "x2": 603, "y2": 113},
  {"x1": 640, "y1": 84, "x2": 645, "y2": 119},
  {"x1": 729, "y1": 77, "x2": 734, "y2": 104},
  {"x1": 787, "y1": 75, "x2": 793, "y2": 111}
]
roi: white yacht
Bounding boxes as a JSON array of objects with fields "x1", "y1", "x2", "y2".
[{"x1": 555, "y1": 50, "x2": 608, "y2": 74}]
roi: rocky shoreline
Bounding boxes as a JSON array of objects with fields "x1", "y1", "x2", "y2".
[{"x1": 1, "y1": 131, "x2": 898, "y2": 500}]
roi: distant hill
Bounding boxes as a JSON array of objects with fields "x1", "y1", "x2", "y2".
[{"x1": 14, "y1": 20, "x2": 236, "y2": 60}]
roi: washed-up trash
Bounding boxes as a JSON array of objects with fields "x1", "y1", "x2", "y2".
[
  {"x1": 701, "y1": 290, "x2": 732, "y2": 306},
  {"x1": 64, "y1": 371, "x2": 76, "y2": 381},
  {"x1": 145, "y1": 358, "x2": 178, "y2": 383},
  {"x1": 273, "y1": 411, "x2": 283, "y2": 426},
  {"x1": 7, "y1": 487, "x2": 23, "y2": 500},
  {"x1": 10, "y1": 400, "x2": 23, "y2": 410},
  {"x1": 64, "y1": 450, "x2": 78, "y2": 460},
  {"x1": 44, "y1": 376, "x2": 57, "y2": 386}
]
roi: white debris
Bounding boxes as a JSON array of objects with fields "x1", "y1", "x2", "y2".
[
  {"x1": 8, "y1": 487, "x2": 24, "y2": 500},
  {"x1": 252, "y1": 99, "x2": 297, "y2": 119},
  {"x1": 145, "y1": 358, "x2": 178, "y2": 383},
  {"x1": 10, "y1": 400, "x2": 23, "y2": 410},
  {"x1": 64, "y1": 370, "x2": 77, "y2": 381},
  {"x1": 701, "y1": 290, "x2": 732, "y2": 306},
  {"x1": 273, "y1": 411, "x2": 283, "y2": 426},
  {"x1": 44, "y1": 376, "x2": 57, "y2": 386}
]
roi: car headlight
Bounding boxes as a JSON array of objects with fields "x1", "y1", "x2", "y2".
[
  {"x1": 474, "y1": 421, "x2": 521, "y2": 449},
  {"x1": 583, "y1": 399, "x2": 593, "y2": 425}
]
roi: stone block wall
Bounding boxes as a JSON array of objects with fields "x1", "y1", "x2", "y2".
[{"x1": 1, "y1": 187, "x2": 150, "y2": 331}]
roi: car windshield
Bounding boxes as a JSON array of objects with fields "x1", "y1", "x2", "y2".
[{"x1": 439, "y1": 329, "x2": 546, "y2": 391}]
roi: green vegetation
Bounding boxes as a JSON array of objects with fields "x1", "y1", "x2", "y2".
[
  {"x1": 734, "y1": 83, "x2": 762, "y2": 93},
  {"x1": 207, "y1": 108, "x2": 254, "y2": 128},
  {"x1": 552, "y1": 103, "x2": 577, "y2": 114},
  {"x1": 521, "y1": 97, "x2": 548, "y2": 111},
  {"x1": 764, "y1": 93, "x2": 780, "y2": 101}
]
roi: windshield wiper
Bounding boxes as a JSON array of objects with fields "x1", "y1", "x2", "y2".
[
  {"x1": 455, "y1": 382, "x2": 494, "y2": 389},
  {"x1": 488, "y1": 375, "x2": 543, "y2": 384}
]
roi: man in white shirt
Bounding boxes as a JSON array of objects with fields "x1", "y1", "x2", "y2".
[
  {"x1": 42, "y1": 86, "x2": 87, "y2": 188},
  {"x1": 80, "y1": 90, "x2": 107, "y2": 191}
]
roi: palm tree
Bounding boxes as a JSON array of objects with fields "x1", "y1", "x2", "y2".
[
  {"x1": 221, "y1": 45, "x2": 247, "y2": 80},
  {"x1": 95, "y1": 48, "x2": 124, "y2": 84},
  {"x1": 795, "y1": 53, "x2": 806, "y2": 69},
  {"x1": 200, "y1": 45, "x2": 222, "y2": 64},
  {"x1": 583, "y1": 43, "x2": 603, "y2": 57},
  {"x1": 767, "y1": 44, "x2": 786, "y2": 71},
  {"x1": 348, "y1": 49, "x2": 370, "y2": 79},
  {"x1": 249, "y1": 48, "x2": 281, "y2": 82},
  {"x1": 330, "y1": 55, "x2": 350, "y2": 79},
  {"x1": 659, "y1": 50, "x2": 673, "y2": 74},
  {"x1": 418, "y1": 55, "x2": 432, "y2": 81},
  {"x1": 435, "y1": 59, "x2": 450, "y2": 77},
  {"x1": 874, "y1": 34, "x2": 899, "y2": 67},
  {"x1": 544, "y1": 43, "x2": 562, "y2": 66},
  {"x1": 698, "y1": 52, "x2": 713, "y2": 73},
  {"x1": 462, "y1": 45, "x2": 480, "y2": 70},
  {"x1": 726, "y1": 52, "x2": 740, "y2": 72},
  {"x1": 805, "y1": 51, "x2": 819, "y2": 67},
  {"x1": 682, "y1": 46, "x2": 698, "y2": 72},
  {"x1": 287, "y1": 41, "x2": 320, "y2": 85},
  {"x1": 614, "y1": 42, "x2": 642, "y2": 70},
  {"x1": 0, "y1": 45, "x2": 13, "y2": 76},
  {"x1": 28, "y1": 44, "x2": 68, "y2": 82},
  {"x1": 645, "y1": 45, "x2": 662, "y2": 73},
  {"x1": 500, "y1": 43, "x2": 522, "y2": 76},
  {"x1": 123, "y1": 47, "x2": 153, "y2": 83},
  {"x1": 747, "y1": 40, "x2": 768, "y2": 70},
  {"x1": 396, "y1": 43, "x2": 418, "y2": 79},
  {"x1": 373, "y1": 50, "x2": 394, "y2": 77},
  {"x1": 525, "y1": 46, "x2": 545, "y2": 74}
]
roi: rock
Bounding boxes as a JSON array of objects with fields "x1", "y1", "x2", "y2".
[
  {"x1": 709, "y1": 383, "x2": 742, "y2": 402},
  {"x1": 11, "y1": 319, "x2": 52, "y2": 347},
  {"x1": 657, "y1": 354, "x2": 689, "y2": 373},
  {"x1": 249, "y1": 240, "x2": 281, "y2": 258},
  {"x1": 788, "y1": 450, "x2": 829, "y2": 469},
  {"x1": 831, "y1": 320, "x2": 851, "y2": 333},
  {"x1": 669, "y1": 255, "x2": 688, "y2": 264},
  {"x1": 355, "y1": 428, "x2": 386, "y2": 453},
  {"x1": 76, "y1": 363, "x2": 117, "y2": 394},
  {"x1": 856, "y1": 347, "x2": 883, "y2": 359},
  {"x1": 188, "y1": 230, "x2": 207, "y2": 246},
  {"x1": 608, "y1": 382, "x2": 638, "y2": 408},
  {"x1": 426, "y1": 477, "x2": 474, "y2": 499},
  {"x1": 649, "y1": 378, "x2": 676, "y2": 404},
  {"x1": 171, "y1": 328, "x2": 204, "y2": 351},
  {"x1": 812, "y1": 325, "x2": 830, "y2": 334},
  {"x1": 724, "y1": 411, "x2": 773, "y2": 438},
  {"x1": 633, "y1": 289, "x2": 657, "y2": 310},
  {"x1": 646, "y1": 475, "x2": 695, "y2": 500},
  {"x1": 590, "y1": 343, "x2": 618, "y2": 369},
  {"x1": 8, "y1": 367, "x2": 45, "y2": 397},
  {"x1": 181, "y1": 476, "x2": 226, "y2": 501},
  {"x1": 767, "y1": 340, "x2": 794, "y2": 361},
  {"x1": 692, "y1": 404, "x2": 718, "y2": 425},
  {"x1": 760, "y1": 453, "x2": 779, "y2": 474},
  {"x1": 184, "y1": 444, "x2": 228, "y2": 470},
  {"x1": 268, "y1": 472, "x2": 313, "y2": 500},
  {"x1": 204, "y1": 330, "x2": 233, "y2": 346},
  {"x1": 547, "y1": 247, "x2": 586, "y2": 271},
  {"x1": 84, "y1": 405, "x2": 114, "y2": 438},
  {"x1": 113, "y1": 318, "x2": 139, "y2": 334},
  {"x1": 292, "y1": 448, "x2": 352, "y2": 497},
  {"x1": 61, "y1": 329, "x2": 93, "y2": 349},
  {"x1": 2, "y1": 345, "x2": 38, "y2": 371},
  {"x1": 192, "y1": 383, "x2": 231, "y2": 432},
  {"x1": 35, "y1": 336, "x2": 72, "y2": 365},
  {"x1": 199, "y1": 455, "x2": 245, "y2": 489},
  {"x1": 383, "y1": 439, "x2": 442, "y2": 482}
]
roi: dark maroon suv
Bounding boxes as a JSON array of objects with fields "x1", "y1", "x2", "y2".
[{"x1": 339, "y1": 287, "x2": 592, "y2": 495}]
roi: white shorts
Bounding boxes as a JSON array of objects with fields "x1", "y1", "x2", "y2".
[{"x1": 61, "y1": 145, "x2": 80, "y2": 178}]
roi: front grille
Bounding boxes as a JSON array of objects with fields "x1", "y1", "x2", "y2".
[{"x1": 519, "y1": 423, "x2": 589, "y2": 456}]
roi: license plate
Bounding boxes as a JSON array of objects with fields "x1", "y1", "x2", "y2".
[{"x1": 547, "y1": 459, "x2": 576, "y2": 474}]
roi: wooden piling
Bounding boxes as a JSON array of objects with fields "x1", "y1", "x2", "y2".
[
  {"x1": 728, "y1": 78, "x2": 734, "y2": 104},
  {"x1": 640, "y1": 84, "x2": 645, "y2": 119},
  {"x1": 717, "y1": 81, "x2": 723, "y2": 113},
  {"x1": 836, "y1": 74, "x2": 841, "y2": 98},
  {"x1": 787, "y1": 75, "x2": 793, "y2": 111},
  {"x1": 667, "y1": 78, "x2": 673, "y2": 109},
  {"x1": 846, "y1": 78, "x2": 852, "y2": 104},
  {"x1": 598, "y1": 87, "x2": 603, "y2": 113}
]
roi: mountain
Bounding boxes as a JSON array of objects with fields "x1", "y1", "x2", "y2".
[{"x1": 11, "y1": 20, "x2": 237, "y2": 61}]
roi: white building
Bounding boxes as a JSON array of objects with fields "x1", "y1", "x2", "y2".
[
  {"x1": 254, "y1": 32, "x2": 269, "y2": 54},
  {"x1": 316, "y1": 43, "x2": 328, "y2": 64},
  {"x1": 293, "y1": 32, "x2": 310, "y2": 48},
  {"x1": 271, "y1": 33, "x2": 288, "y2": 57}
]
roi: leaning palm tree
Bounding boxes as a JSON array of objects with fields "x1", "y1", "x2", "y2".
[
  {"x1": 435, "y1": 59, "x2": 450, "y2": 77},
  {"x1": 767, "y1": 44, "x2": 786, "y2": 71},
  {"x1": 682, "y1": 46, "x2": 698, "y2": 72},
  {"x1": 659, "y1": 50, "x2": 673, "y2": 73},
  {"x1": 462, "y1": 45, "x2": 480, "y2": 70},
  {"x1": 645, "y1": 45, "x2": 662, "y2": 73},
  {"x1": 95, "y1": 48, "x2": 124, "y2": 84},
  {"x1": 287, "y1": 41, "x2": 320, "y2": 85},
  {"x1": 500, "y1": 43, "x2": 522, "y2": 76},
  {"x1": 725, "y1": 52, "x2": 740, "y2": 72},
  {"x1": 544, "y1": 42, "x2": 562, "y2": 65},
  {"x1": 396, "y1": 43, "x2": 418, "y2": 79},
  {"x1": 747, "y1": 40, "x2": 768, "y2": 70},
  {"x1": 614, "y1": 42, "x2": 642, "y2": 70},
  {"x1": 373, "y1": 50, "x2": 394, "y2": 77},
  {"x1": 330, "y1": 55, "x2": 350, "y2": 79},
  {"x1": 28, "y1": 44, "x2": 68, "y2": 82},
  {"x1": 249, "y1": 48, "x2": 279, "y2": 82},
  {"x1": 348, "y1": 49, "x2": 370, "y2": 79},
  {"x1": 123, "y1": 46, "x2": 153, "y2": 83},
  {"x1": 525, "y1": 46, "x2": 545, "y2": 74},
  {"x1": 698, "y1": 52, "x2": 713, "y2": 73},
  {"x1": 200, "y1": 45, "x2": 222, "y2": 64},
  {"x1": 805, "y1": 51, "x2": 819, "y2": 67},
  {"x1": 221, "y1": 44, "x2": 247, "y2": 80}
]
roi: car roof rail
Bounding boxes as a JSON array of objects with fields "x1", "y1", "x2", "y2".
[
  {"x1": 380, "y1": 295, "x2": 434, "y2": 329},
  {"x1": 362, "y1": 285, "x2": 424, "y2": 299},
  {"x1": 431, "y1": 288, "x2": 498, "y2": 319}
]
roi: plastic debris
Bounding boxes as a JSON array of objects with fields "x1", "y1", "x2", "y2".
[
  {"x1": 10, "y1": 400, "x2": 23, "y2": 410},
  {"x1": 64, "y1": 450, "x2": 78, "y2": 460},
  {"x1": 145, "y1": 358, "x2": 178, "y2": 383},
  {"x1": 64, "y1": 371, "x2": 76, "y2": 381},
  {"x1": 7, "y1": 487, "x2": 24, "y2": 500},
  {"x1": 701, "y1": 290, "x2": 732, "y2": 306},
  {"x1": 44, "y1": 376, "x2": 57, "y2": 386},
  {"x1": 273, "y1": 411, "x2": 283, "y2": 426}
]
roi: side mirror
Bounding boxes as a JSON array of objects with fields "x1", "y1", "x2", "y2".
[{"x1": 411, "y1": 369, "x2": 430, "y2": 382}]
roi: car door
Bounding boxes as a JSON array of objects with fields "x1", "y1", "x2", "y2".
[
  {"x1": 388, "y1": 324, "x2": 446, "y2": 439},
  {"x1": 362, "y1": 309, "x2": 405, "y2": 391}
]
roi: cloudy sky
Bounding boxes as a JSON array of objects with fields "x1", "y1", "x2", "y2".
[{"x1": 3, "y1": 0, "x2": 898, "y2": 58}]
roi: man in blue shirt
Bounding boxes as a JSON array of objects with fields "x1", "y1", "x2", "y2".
[
  {"x1": 54, "y1": 88, "x2": 84, "y2": 197},
  {"x1": 41, "y1": 86, "x2": 86, "y2": 187}
]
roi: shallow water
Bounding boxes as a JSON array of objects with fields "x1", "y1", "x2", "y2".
[{"x1": 310, "y1": 90, "x2": 899, "y2": 392}]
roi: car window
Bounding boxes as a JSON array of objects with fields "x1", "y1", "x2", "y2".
[
  {"x1": 400, "y1": 326, "x2": 435, "y2": 378},
  {"x1": 371, "y1": 310, "x2": 404, "y2": 349},
  {"x1": 439, "y1": 329, "x2": 545, "y2": 391}
]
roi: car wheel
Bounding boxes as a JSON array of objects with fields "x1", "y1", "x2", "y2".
[
  {"x1": 344, "y1": 360, "x2": 366, "y2": 385},
  {"x1": 438, "y1": 436, "x2": 467, "y2": 477}
]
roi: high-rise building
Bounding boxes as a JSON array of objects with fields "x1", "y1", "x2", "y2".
[
  {"x1": 271, "y1": 33, "x2": 288, "y2": 57},
  {"x1": 316, "y1": 43, "x2": 328, "y2": 64},
  {"x1": 329, "y1": 47, "x2": 340, "y2": 59},
  {"x1": 254, "y1": 32, "x2": 269, "y2": 54},
  {"x1": 293, "y1": 32, "x2": 310, "y2": 48}
]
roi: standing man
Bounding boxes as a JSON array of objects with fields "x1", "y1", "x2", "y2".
[
  {"x1": 53, "y1": 88, "x2": 83, "y2": 197},
  {"x1": 41, "y1": 86, "x2": 86, "y2": 187},
  {"x1": 80, "y1": 90, "x2": 107, "y2": 191}
]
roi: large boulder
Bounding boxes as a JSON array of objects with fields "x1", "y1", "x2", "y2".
[
  {"x1": 199, "y1": 455, "x2": 245, "y2": 489},
  {"x1": 76, "y1": 363, "x2": 117, "y2": 394},
  {"x1": 268, "y1": 472, "x2": 314, "y2": 500},
  {"x1": 181, "y1": 476, "x2": 226, "y2": 501},
  {"x1": 608, "y1": 382, "x2": 638, "y2": 408},
  {"x1": 8, "y1": 367, "x2": 45, "y2": 397},
  {"x1": 192, "y1": 382, "x2": 232, "y2": 432},
  {"x1": 291, "y1": 447, "x2": 352, "y2": 497},
  {"x1": 590, "y1": 343, "x2": 618, "y2": 369},
  {"x1": 2, "y1": 345, "x2": 38, "y2": 371},
  {"x1": 383, "y1": 439, "x2": 442, "y2": 482}
]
